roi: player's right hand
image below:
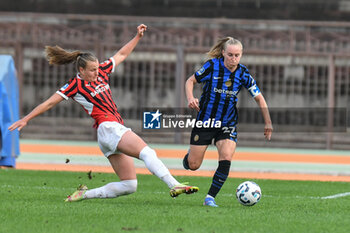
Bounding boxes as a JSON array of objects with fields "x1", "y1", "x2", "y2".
[
  {"x1": 8, "y1": 119, "x2": 27, "y2": 131},
  {"x1": 264, "y1": 123, "x2": 273, "y2": 140},
  {"x1": 188, "y1": 97, "x2": 200, "y2": 112}
]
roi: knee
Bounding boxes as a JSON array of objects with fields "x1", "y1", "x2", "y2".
[
  {"x1": 139, "y1": 146, "x2": 157, "y2": 161},
  {"x1": 121, "y1": 179, "x2": 138, "y2": 194},
  {"x1": 183, "y1": 154, "x2": 199, "y2": 171},
  {"x1": 188, "y1": 160, "x2": 201, "y2": 171},
  {"x1": 183, "y1": 153, "x2": 202, "y2": 171}
]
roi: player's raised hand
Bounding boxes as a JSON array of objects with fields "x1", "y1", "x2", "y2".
[
  {"x1": 188, "y1": 97, "x2": 200, "y2": 112},
  {"x1": 264, "y1": 123, "x2": 273, "y2": 140},
  {"x1": 8, "y1": 119, "x2": 27, "y2": 131},
  {"x1": 137, "y1": 24, "x2": 147, "y2": 38}
]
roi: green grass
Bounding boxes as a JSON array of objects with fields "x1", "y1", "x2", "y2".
[{"x1": 1, "y1": 169, "x2": 350, "y2": 233}]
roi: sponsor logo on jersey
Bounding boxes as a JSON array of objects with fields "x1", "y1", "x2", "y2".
[
  {"x1": 90, "y1": 84, "x2": 110, "y2": 97},
  {"x1": 196, "y1": 67, "x2": 205, "y2": 75},
  {"x1": 60, "y1": 83, "x2": 69, "y2": 91},
  {"x1": 213, "y1": 87, "x2": 238, "y2": 97}
]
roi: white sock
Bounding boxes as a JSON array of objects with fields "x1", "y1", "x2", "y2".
[
  {"x1": 206, "y1": 194, "x2": 214, "y2": 199},
  {"x1": 139, "y1": 146, "x2": 179, "y2": 188},
  {"x1": 84, "y1": 180, "x2": 137, "y2": 199}
]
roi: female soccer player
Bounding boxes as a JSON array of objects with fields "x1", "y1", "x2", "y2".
[
  {"x1": 8, "y1": 24, "x2": 198, "y2": 201},
  {"x1": 183, "y1": 37, "x2": 273, "y2": 207}
]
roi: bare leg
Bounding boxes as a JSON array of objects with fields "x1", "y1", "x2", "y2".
[
  {"x1": 117, "y1": 130, "x2": 179, "y2": 188},
  {"x1": 108, "y1": 153, "x2": 137, "y2": 180},
  {"x1": 184, "y1": 145, "x2": 208, "y2": 170},
  {"x1": 84, "y1": 154, "x2": 138, "y2": 199},
  {"x1": 116, "y1": 130, "x2": 148, "y2": 158},
  {"x1": 216, "y1": 139, "x2": 236, "y2": 161}
]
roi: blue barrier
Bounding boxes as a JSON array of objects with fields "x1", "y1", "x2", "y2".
[{"x1": 0, "y1": 55, "x2": 20, "y2": 167}]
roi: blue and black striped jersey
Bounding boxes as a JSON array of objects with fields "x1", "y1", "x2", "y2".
[{"x1": 194, "y1": 57, "x2": 261, "y2": 127}]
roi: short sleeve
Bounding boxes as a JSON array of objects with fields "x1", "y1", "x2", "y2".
[
  {"x1": 56, "y1": 78, "x2": 78, "y2": 100},
  {"x1": 242, "y1": 70, "x2": 261, "y2": 98},
  {"x1": 99, "y1": 57, "x2": 116, "y2": 75},
  {"x1": 194, "y1": 60, "x2": 213, "y2": 83}
]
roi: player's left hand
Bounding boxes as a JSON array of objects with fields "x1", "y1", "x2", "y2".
[
  {"x1": 264, "y1": 123, "x2": 273, "y2": 140},
  {"x1": 137, "y1": 24, "x2": 147, "y2": 38}
]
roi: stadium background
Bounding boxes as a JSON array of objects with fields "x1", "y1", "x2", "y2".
[
  {"x1": 2, "y1": 3, "x2": 350, "y2": 232},
  {"x1": 1, "y1": 0, "x2": 350, "y2": 150}
]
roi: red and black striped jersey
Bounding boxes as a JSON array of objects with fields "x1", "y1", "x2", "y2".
[{"x1": 56, "y1": 57, "x2": 124, "y2": 127}]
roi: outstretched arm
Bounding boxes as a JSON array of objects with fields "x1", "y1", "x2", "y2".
[
  {"x1": 8, "y1": 93, "x2": 64, "y2": 131},
  {"x1": 185, "y1": 75, "x2": 200, "y2": 112},
  {"x1": 112, "y1": 24, "x2": 147, "y2": 67},
  {"x1": 254, "y1": 94, "x2": 273, "y2": 140}
]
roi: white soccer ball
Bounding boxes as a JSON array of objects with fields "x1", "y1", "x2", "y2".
[{"x1": 236, "y1": 181, "x2": 262, "y2": 206}]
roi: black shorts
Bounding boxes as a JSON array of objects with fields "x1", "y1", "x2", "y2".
[{"x1": 190, "y1": 126, "x2": 237, "y2": 145}]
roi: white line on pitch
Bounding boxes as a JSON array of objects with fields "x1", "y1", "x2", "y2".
[{"x1": 320, "y1": 192, "x2": 350, "y2": 199}]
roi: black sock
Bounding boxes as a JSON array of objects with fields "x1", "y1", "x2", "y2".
[
  {"x1": 183, "y1": 153, "x2": 190, "y2": 170},
  {"x1": 208, "y1": 160, "x2": 231, "y2": 198}
]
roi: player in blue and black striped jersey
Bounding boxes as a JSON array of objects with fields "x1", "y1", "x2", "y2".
[{"x1": 183, "y1": 37, "x2": 273, "y2": 207}]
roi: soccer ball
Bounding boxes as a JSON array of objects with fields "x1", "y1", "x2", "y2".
[{"x1": 236, "y1": 181, "x2": 262, "y2": 206}]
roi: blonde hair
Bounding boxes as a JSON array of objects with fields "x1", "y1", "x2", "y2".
[
  {"x1": 207, "y1": 37, "x2": 243, "y2": 59},
  {"x1": 44, "y1": 45, "x2": 97, "y2": 71}
]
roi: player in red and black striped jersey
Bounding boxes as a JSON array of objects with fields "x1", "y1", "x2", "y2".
[
  {"x1": 9, "y1": 24, "x2": 198, "y2": 201},
  {"x1": 56, "y1": 57, "x2": 124, "y2": 127}
]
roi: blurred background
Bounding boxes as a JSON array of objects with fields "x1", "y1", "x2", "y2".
[{"x1": 1, "y1": 0, "x2": 350, "y2": 149}]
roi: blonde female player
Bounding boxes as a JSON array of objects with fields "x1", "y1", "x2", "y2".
[
  {"x1": 183, "y1": 37, "x2": 272, "y2": 207},
  {"x1": 9, "y1": 24, "x2": 198, "y2": 201}
]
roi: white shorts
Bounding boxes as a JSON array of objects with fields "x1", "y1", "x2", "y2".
[{"x1": 97, "y1": 121, "x2": 131, "y2": 157}]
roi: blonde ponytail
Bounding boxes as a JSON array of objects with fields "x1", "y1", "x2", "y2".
[{"x1": 207, "y1": 37, "x2": 243, "y2": 59}]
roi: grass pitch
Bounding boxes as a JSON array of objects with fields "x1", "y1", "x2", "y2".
[{"x1": 1, "y1": 169, "x2": 350, "y2": 233}]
